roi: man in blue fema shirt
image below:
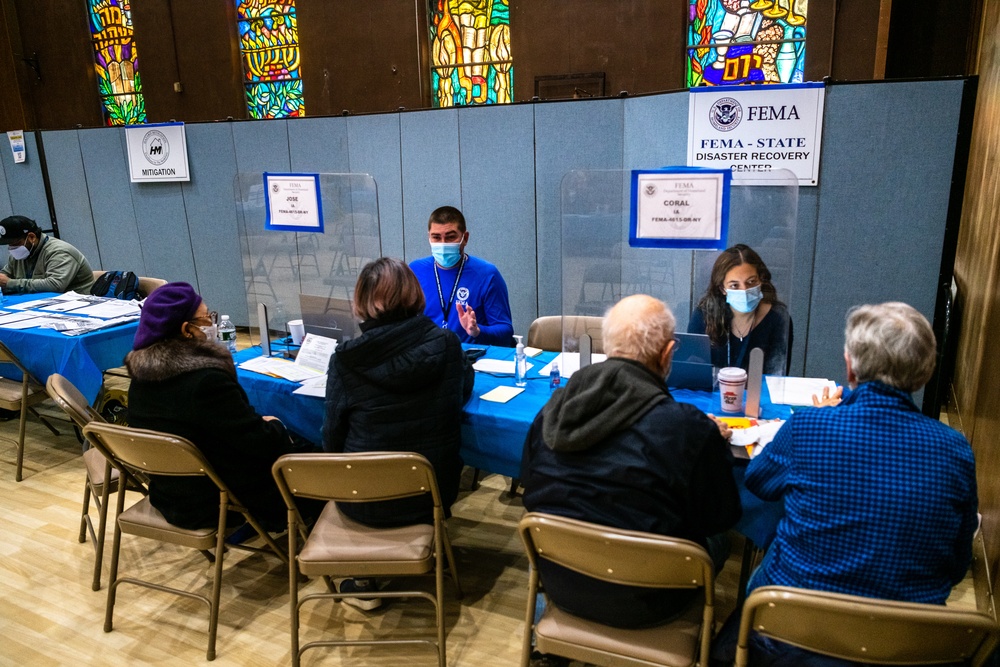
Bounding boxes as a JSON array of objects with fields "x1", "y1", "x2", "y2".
[
  {"x1": 410, "y1": 205, "x2": 514, "y2": 346},
  {"x1": 712, "y1": 301, "x2": 979, "y2": 666}
]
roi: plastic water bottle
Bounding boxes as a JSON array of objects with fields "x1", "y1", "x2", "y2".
[
  {"x1": 549, "y1": 362, "x2": 561, "y2": 390},
  {"x1": 219, "y1": 315, "x2": 237, "y2": 355},
  {"x1": 513, "y1": 335, "x2": 527, "y2": 387}
]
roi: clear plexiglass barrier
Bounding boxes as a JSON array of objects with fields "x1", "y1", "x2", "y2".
[
  {"x1": 233, "y1": 173, "x2": 381, "y2": 345},
  {"x1": 559, "y1": 168, "x2": 798, "y2": 380}
]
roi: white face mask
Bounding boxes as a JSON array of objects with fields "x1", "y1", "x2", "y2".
[
  {"x1": 197, "y1": 324, "x2": 218, "y2": 340},
  {"x1": 8, "y1": 240, "x2": 31, "y2": 261}
]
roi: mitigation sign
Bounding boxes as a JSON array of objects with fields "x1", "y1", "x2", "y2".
[
  {"x1": 688, "y1": 82, "x2": 824, "y2": 186},
  {"x1": 125, "y1": 122, "x2": 190, "y2": 182}
]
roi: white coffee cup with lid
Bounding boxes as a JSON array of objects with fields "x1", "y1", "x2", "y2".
[{"x1": 718, "y1": 366, "x2": 748, "y2": 414}]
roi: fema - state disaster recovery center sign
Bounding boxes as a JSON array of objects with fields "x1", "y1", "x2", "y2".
[
  {"x1": 125, "y1": 122, "x2": 190, "y2": 183},
  {"x1": 688, "y1": 82, "x2": 824, "y2": 186}
]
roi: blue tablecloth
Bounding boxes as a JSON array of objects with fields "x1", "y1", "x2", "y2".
[
  {"x1": 0, "y1": 292, "x2": 139, "y2": 403},
  {"x1": 235, "y1": 343, "x2": 789, "y2": 547}
]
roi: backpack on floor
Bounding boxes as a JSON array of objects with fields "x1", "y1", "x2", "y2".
[{"x1": 91, "y1": 270, "x2": 140, "y2": 300}]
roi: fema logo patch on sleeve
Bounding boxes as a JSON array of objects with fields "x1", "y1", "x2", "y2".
[
  {"x1": 0, "y1": 226, "x2": 6, "y2": 237},
  {"x1": 709, "y1": 97, "x2": 743, "y2": 132}
]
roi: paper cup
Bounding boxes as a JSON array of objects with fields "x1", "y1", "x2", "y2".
[
  {"x1": 718, "y1": 366, "x2": 747, "y2": 414},
  {"x1": 288, "y1": 319, "x2": 305, "y2": 345}
]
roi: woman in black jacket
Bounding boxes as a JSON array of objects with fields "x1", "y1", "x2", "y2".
[
  {"x1": 322, "y1": 257, "x2": 474, "y2": 609},
  {"x1": 125, "y1": 282, "x2": 291, "y2": 532}
]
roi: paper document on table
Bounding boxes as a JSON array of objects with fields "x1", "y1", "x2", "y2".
[
  {"x1": 40, "y1": 299, "x2": 92, "y2": 312},
  {"x1": 0, "y1": 311, "x2": 40, "y2": 325},
  {"x1": 295, "y1": 334, "x2": 337, "y2": 373},
  {"x1": 9, "y1": 298, "x2": 59, "y2": 310},
  {"x1": 729, "y1": 419, "x2": 785, "y2": 448},
  {"x1": 239, "y1": 355, "x2": 323, "y2": 382},
  {"x1": 479, "y1": 386, "x2": 525, "y2": 403},
  {"x1": 473, "y1": 358, "x2": 533, "y2": 374},
  {"x1": 766, "y1": 376, "x2": 838, "y2": 406},
  {"x1": 523, "y1": 346, "x2": 544, "y2": 357},
  {"x1": 0, "y1": 316, "x2": 60, "y2": 329},
  {"x1": 537, "y1": 353, "x2": 607, "y2": 379},
  {"x1": 292, "y1": 375, "x2": 327, "y2": 398},
  {"x1": 71, "y1": 300, "x2": 141, "y2": 318},
  {"x1": 239, "y1": 356, "x2": 279, "y2": 375},
  {"x1": 56, "y1": 315, "x2": 139, "y2": 336}
]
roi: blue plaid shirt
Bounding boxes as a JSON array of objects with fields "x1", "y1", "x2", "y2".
[{"x1": 746, "y1": 381, "x2": 978, "y2": 604}]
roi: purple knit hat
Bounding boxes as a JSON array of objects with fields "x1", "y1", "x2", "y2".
[{"x1": 133, "y1": 282, "x2": 203, "y2": 350}]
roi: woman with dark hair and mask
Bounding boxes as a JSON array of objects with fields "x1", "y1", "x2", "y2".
[
  {"x1": 125, "y1": 282, "x2": 292, "y2": 532},
  {"x1": 322, "y1": 257, "x2": 474, "y2": 610},
  {"x1": 688, "y1": 244, "x2": 791, "y2": 376}
]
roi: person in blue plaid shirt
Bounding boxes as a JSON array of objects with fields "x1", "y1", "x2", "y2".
[{"x1": 713, "y1": 302, "x2": 978, "y2": 667}]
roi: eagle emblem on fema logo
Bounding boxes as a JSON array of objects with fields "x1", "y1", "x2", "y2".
[
  {"x1": 643, "y1": 184, "x2": 657, "y2": 197},
  {"x1": 457, "y1": 287, "x2": 470, "y2": 302},
  {"x1": 709, "y1": 97, "x2": 742, "y2": 132}
]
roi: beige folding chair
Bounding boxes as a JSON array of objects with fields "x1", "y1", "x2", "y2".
[
  {"x1": 0, "y1": 339, "x2": 59, "y2": 481},
  {"x1": 736, "y1": 585, "x2": 1000, "y2": 667},
  {"x1": 82, "y1": 422, "x2": 287, "y2": 661},
  {"x1": 527, "y1": 315, "x2": 605, "y2": 353},
  {"x1": 137, "y1": 276, "x2": 166, "y2": 296},
  {"x1": 519, "y1": 512, "x2": 715, "y2": 667},
  {"x1": 272, "y1": 452, "x2": 463, "y2": 667},
  {"x1": 46, "y1": 373, "x2": 137, "y2": 591}
]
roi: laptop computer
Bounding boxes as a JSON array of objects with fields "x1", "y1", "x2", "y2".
[
  {"x1": 298, "y1": 294, "x2": 360, "y2": 342},
  {"x1": 666, "y1": 332, "x2": 714, "y2": 390}
]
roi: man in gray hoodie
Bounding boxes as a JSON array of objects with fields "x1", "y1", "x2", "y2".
[{"x1": 522, "y1": 294, "x2": 740, "y2": 630}]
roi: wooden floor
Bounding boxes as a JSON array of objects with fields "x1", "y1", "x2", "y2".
[{"x1": 0, "y1": 403, "x2": 975, "y2": 666}]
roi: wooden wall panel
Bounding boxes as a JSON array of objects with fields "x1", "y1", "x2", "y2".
[
  {"x1": 132, "y1": 1, "x2": 244, "y2": 123},
  {"x1": 510, "y1": 0, "x2": 687, "y2": 99},
  {"x1": 297, "y1": 0, "x2": 424, "y2": 115},
  {"x1": 951, "y1": 0, "x2": 1000, "y2": 582},
  {"x1": 9, "y1": 0, "x2": 102, "y2": 130}
]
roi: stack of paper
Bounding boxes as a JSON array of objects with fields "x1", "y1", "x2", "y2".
[{"x1": 766, "y1": 376, "x2": 838, "y2": 406}]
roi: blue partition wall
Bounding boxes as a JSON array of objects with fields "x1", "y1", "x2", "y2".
[{"x1": 20, "y1": 79, "x2": 965, "y2": 379}]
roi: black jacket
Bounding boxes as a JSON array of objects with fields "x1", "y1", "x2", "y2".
[
  {"x1": 125, "y1": 338, "x2": 291, "y2": 530},
  {"x1": 522, "y1": 357, "x2": 741, "y2": 628},
  {"x1": 322, "y1": 314, "x2": 474, "y2": 526}
]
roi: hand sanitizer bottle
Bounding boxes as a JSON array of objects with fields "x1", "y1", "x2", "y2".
[{"x1": 513, "y1": 335, "x2": 527, "y2": 387}]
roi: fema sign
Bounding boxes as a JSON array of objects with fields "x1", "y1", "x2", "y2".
[
  {"x1": 125, "y1": 122, "x2": 191, "y2": 183},
  {"x1": 688, "y1": 82, "x2": 824, "y2": 186}
]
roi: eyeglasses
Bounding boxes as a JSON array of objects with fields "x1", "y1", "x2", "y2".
[{"x1": 188, "y1": 310, "x2": 218, "y2": 326}]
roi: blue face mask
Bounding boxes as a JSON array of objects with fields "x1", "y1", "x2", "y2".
[
  {"x1": 726, "y1": 285, "x2": 763, "y2": 313},
  {"x1": 431, "y1": 242, "x2": 462, "y2": 268}
]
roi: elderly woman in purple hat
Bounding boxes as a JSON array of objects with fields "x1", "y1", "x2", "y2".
[{"x1": 124, "y1": 282, "x2": 290, "y2": 531}]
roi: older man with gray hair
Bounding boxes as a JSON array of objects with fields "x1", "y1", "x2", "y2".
[
  {"x1": 521, "y1": 294, "x2": 741, "y2": 633},
  {"x1": 716, "y1": 302, "x2": 978, "y2": 666}
]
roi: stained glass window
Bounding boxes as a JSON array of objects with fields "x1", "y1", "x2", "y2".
[
  {"x1": 687, "y1": 0, "x2": 806, "y2": 87},
  {"x1": 87, "y1": 0, "x2": 146, "y2": 126},
  {"x1": 236, "y1": 0, "x2": 304, "y2": 119},
  {"x1": 429, "y1": 0, "x2": 513, "y2": 108}
]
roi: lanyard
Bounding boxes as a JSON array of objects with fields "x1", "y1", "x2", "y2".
[{"x1": 433, "y1": 254, "x2": 467, "y2": 327}]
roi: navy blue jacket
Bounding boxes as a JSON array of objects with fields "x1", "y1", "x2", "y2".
[{"x1": 323, "y1": 314, "x2": 473, "y2": 526}]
